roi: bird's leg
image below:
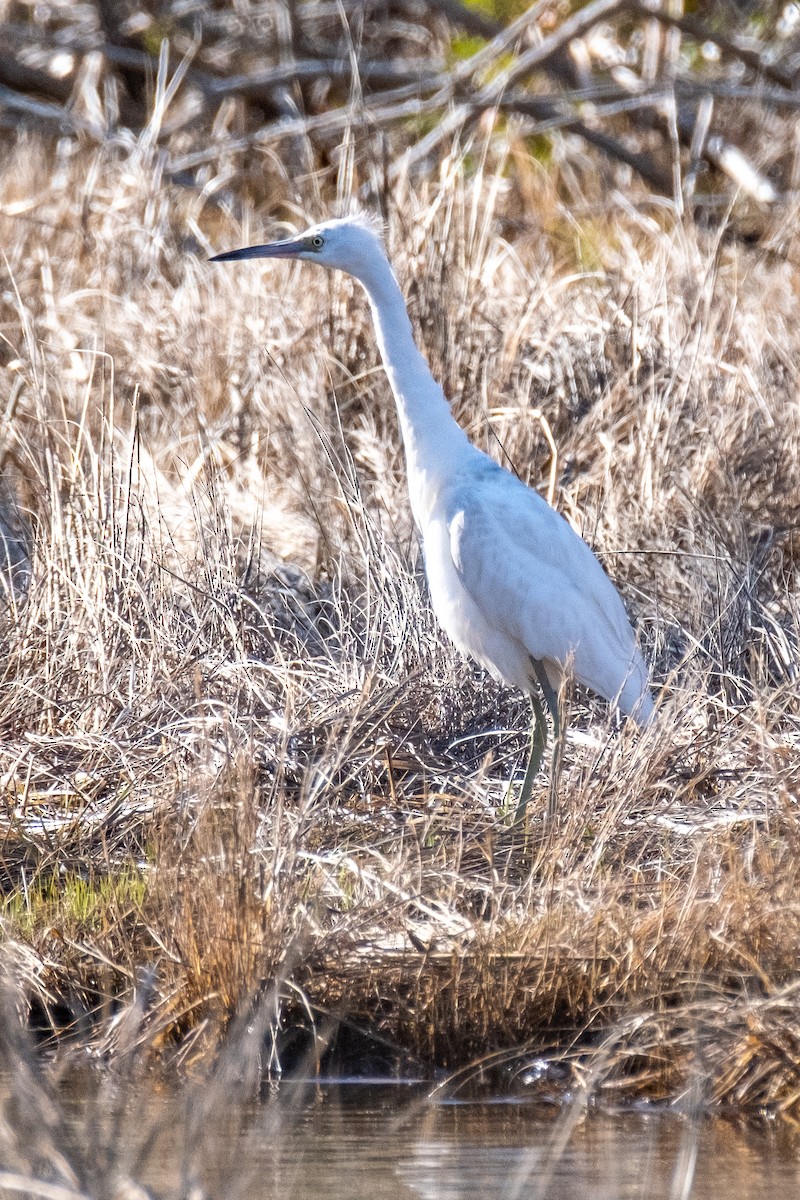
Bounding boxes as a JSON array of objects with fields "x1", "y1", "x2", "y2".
[
  {"x1": 513, "y1": 692, "x2": 548, "y2": 825},
  {"x1": 530, "y1": 659, "x2": 563, "y2": 819}
]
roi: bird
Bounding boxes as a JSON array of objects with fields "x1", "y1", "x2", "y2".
[{"x1": 211, "y1": 213, "x2": 655, "y2": 821}]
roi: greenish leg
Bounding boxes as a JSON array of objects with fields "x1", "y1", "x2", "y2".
[
  {"x1": 513, "y1": 692, "x2": 548, "y2": 825},
  {"x1": 530, "y1": 660, "x2": 564, "y2": 820}
]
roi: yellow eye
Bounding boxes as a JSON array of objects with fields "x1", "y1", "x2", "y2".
[{"x1": 311, "y1": 235, "x2": 324, "y2": 249}]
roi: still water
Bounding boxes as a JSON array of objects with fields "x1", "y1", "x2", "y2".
[{"x1": 56, "y1": 1080, "x2": 800, "y2": 1199}]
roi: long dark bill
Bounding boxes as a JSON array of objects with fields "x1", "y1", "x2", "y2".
[{"x1": 209, "y1": 239, "x2": 300, "y2": 263}]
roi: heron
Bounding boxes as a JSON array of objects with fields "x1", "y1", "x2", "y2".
[{"x1": 211, "y1": 214, "x2": 654, "y2": 821}]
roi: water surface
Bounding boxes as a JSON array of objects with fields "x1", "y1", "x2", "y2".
[{"x1": 54, "y1": 1080, "x2": 800, "y2": 1199}]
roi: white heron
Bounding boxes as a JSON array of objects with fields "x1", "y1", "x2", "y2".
[{"x1": 211, "y1": 214, "x2": 654, "y2": 820}]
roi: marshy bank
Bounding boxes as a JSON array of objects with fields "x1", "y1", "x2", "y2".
[{"x1": 1, "y1": 3, "x2": 800, "y2": 1177}]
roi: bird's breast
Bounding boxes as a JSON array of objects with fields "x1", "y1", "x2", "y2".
[{"x1": 420, "y1": 513, "x2": 532, "y2": 692}]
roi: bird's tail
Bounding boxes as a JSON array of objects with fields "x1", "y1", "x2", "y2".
[{"x1": 617, "y1": 651, "x2": 656, "y2": 726}]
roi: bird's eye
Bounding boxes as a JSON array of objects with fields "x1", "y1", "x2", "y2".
[{"x1": 311, "y1": 235, "x2": 324, "y2": 249}]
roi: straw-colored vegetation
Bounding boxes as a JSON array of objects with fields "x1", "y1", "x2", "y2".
[{"x1": 1, "y1": 0, "x2": 800, "y2": 1138}]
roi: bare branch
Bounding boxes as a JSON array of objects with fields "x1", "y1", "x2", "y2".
[
  {"x1": 0, "y1": 84, "x2": 92, "y2": 135},
  {"x1": 0, "y1": 54, "x2": 72, "y2": 105}
]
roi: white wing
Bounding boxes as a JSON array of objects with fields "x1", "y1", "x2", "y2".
[{"x1": 441, "y1": 462, "x2": 653, "y2": 717}]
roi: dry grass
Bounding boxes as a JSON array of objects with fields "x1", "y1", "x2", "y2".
[{"x1": 0, "y1": 67, "x2": 800, "y2": 1132}]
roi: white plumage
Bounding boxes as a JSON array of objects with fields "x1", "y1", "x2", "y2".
[{"x1": 212, "y1": 214, "x2": 654, "y2": 818}]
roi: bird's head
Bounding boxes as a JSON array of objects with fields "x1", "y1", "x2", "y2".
[{"x1": 210, "y1": 213, "x2": 387, "y2": 283}]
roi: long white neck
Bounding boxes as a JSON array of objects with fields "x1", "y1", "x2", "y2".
[{"x1": 353, "y1": 253, "x2": 471, "y2": 528}]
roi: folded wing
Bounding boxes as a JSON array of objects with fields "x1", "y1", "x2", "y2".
[{"x1": 444, "y1": 466, "x2": 653, "y2": 720}]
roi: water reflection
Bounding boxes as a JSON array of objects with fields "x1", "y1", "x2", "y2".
[{"x1": 53, "y1": 1080, "x2": 800, "y2": 1200}]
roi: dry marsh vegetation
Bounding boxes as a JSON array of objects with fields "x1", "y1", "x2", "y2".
[{"x1": 0, "y1": 1, "x2": 800, "y2": 1139}]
